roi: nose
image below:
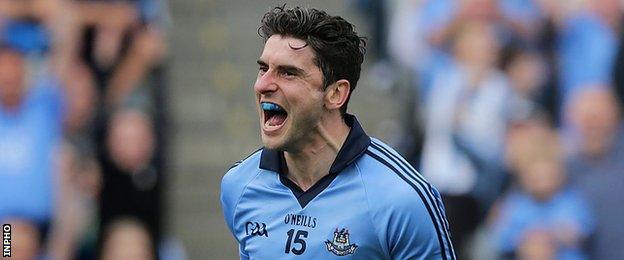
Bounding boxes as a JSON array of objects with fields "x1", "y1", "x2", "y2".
[{"x1": 254, "y1": 71, "x2": 278, "y2": 95}]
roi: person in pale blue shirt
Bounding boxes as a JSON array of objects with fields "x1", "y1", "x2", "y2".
[
  {"x1": 221, "y1": 6, "x2": 455, "y2": 259},
  {"x1": 0, "y1": 47, "x2": 64, "y2": 224},
  {"x1": 0, "y1": 2, "x2": 87, "y2": 257}
]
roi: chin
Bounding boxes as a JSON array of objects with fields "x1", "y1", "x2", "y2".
[
  {"x1": 260, "y1": 121, "x2": 292, "y2": 150},
  {"x1": 261, "y1": 135, "x2": 284, "y2": 150}
]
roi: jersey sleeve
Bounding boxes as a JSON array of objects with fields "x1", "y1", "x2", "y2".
[
  {"x1": 363, "y1": 174, "x2": 455, "y2": 259},
  {"x1": 238, "y1": 245, "x2": 250, "y2": 260},
  {"x1": 361, "y1": 144, "x2": 455, "y2": 260},
  {"x1": 219, "y1": 154, "x2": 262, "y2": 238},
  {"x1": 220, "y1": 166, "x2": 243, "y2": 237}
]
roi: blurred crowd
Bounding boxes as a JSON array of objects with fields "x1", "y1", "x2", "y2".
[
  {"x1": 0, "y1": 0, "x2": 171, "y2": 259},
  {"x1": 363, "y1": 0, "x2": 624, "y2": 259}
]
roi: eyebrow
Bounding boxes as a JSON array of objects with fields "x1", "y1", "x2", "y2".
[{"x1": 257, "y1": 60, "x2": 306, "y2": 76}]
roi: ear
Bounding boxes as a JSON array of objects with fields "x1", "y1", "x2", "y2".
[{"x1": 324, "y1": 79, "x2": 351, "y2": 111}]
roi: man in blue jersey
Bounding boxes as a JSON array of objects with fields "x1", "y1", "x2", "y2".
[{"x1": 221, "y1": 6, "x2": 455, "y2": 259}]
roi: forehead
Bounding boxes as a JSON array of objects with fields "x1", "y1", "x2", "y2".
[{"x1": 259, "y1": 35, "x2": 318, "y2": 69}]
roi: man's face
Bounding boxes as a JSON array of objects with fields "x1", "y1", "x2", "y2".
[
  {"x1": 254, "y1": 35, "x2": 326, "y2": 151},
  {"x1": 571, "y1": 89, "x2": 620, "y2": 155},
  {"x1": 0, "y1": 50, "x2": 26, "y2": 108}
]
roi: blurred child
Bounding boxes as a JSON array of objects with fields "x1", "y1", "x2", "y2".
[{"x1": 490, "y1": 126, "x2": 593, "y2": 259}]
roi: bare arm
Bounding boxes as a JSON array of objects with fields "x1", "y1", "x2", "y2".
[
  {"x1": 106, "y1": 26, "x2": 167, "y2": 106},
  {"x1": 73, "y1": 1, "x2": 137, "y2": 28}
]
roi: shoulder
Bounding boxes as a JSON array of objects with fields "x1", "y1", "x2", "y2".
[
  {"x1": 221, "y1": 148, "x2": 263, "y2": 201},
  {"x1": 359, "y1": 138, "x2": 434, "y2": 202},
  {"x1": 359, "y1": 138, "x2": 455, "y2": 259},
  {"x1": 220, "y1": 148, "x2": 263, "y2": 232},
  {"x1": 222, "y1": 148, "x2": 263, "y2": 188},
  {"x1": 358, "y1": 138, "x2": 445, "y2": 223}
]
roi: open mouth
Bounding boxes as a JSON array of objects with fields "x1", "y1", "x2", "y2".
[{"x1": 261, "y1": 102, "x2": 288, "y2": 128}]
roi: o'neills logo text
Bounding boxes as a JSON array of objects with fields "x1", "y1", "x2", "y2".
[{"x1": 284, "y1": 214, "x2": 317, "y2": 228}]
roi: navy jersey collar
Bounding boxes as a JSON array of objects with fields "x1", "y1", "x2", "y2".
[
  {"x1": 259, "y1": 114, "x2": 370, "y2": 208},
  {"x1": 259, "y1": 114, "x2": 371, "y2": 175}
]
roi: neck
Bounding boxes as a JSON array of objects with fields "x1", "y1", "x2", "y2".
[{"x1": 284, "y1": 114, "x2": 350, "y2": 191}]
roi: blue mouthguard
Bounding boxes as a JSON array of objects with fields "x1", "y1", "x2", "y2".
[{"x1": 261, "y1": 102, "x2": 281, "y2": 111}]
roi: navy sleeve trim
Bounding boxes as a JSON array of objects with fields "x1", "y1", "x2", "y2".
[
  {"x1": 228, "y1": 147, "x2": 263, "y2": 171},
  {"x1": 370, "y1": 141, "x2": 454, "y2": 256},
  {"x1": 366, "y1": 141, "x2": 456, "y2": 260}
]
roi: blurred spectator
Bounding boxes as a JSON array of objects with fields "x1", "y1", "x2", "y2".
[
  {"x1": 566, "y1": 87, "x2": 624, "y2": 259},
  {"x1": 420, "y1": 20, "x2": 516, "y2": 256},
  {"x1": 99, "y1": 108, "x2": 160, "y2": 258},
  {"x1": 101, "y1": 217, "x2": 154, "y2": 260},
  {"x1": 489, "y1": 125, "x2": 594, "y2": 259},
  {"x1": 0, "y1": 46, "x2": 64, "y2": 258}
]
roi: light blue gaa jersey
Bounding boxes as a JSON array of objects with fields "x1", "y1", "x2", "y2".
[{"x1": 221, "y1": 115, "x2": 455, "y2": 259}]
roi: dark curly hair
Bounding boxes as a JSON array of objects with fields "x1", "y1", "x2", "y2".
[{"x1": 259, "y1": 5, "x2": 367, "y2": 116}]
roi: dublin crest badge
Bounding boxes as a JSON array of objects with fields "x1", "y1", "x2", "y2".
[{"x1": 325, "y1": 228, "x2": 358, "y2": 256}]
